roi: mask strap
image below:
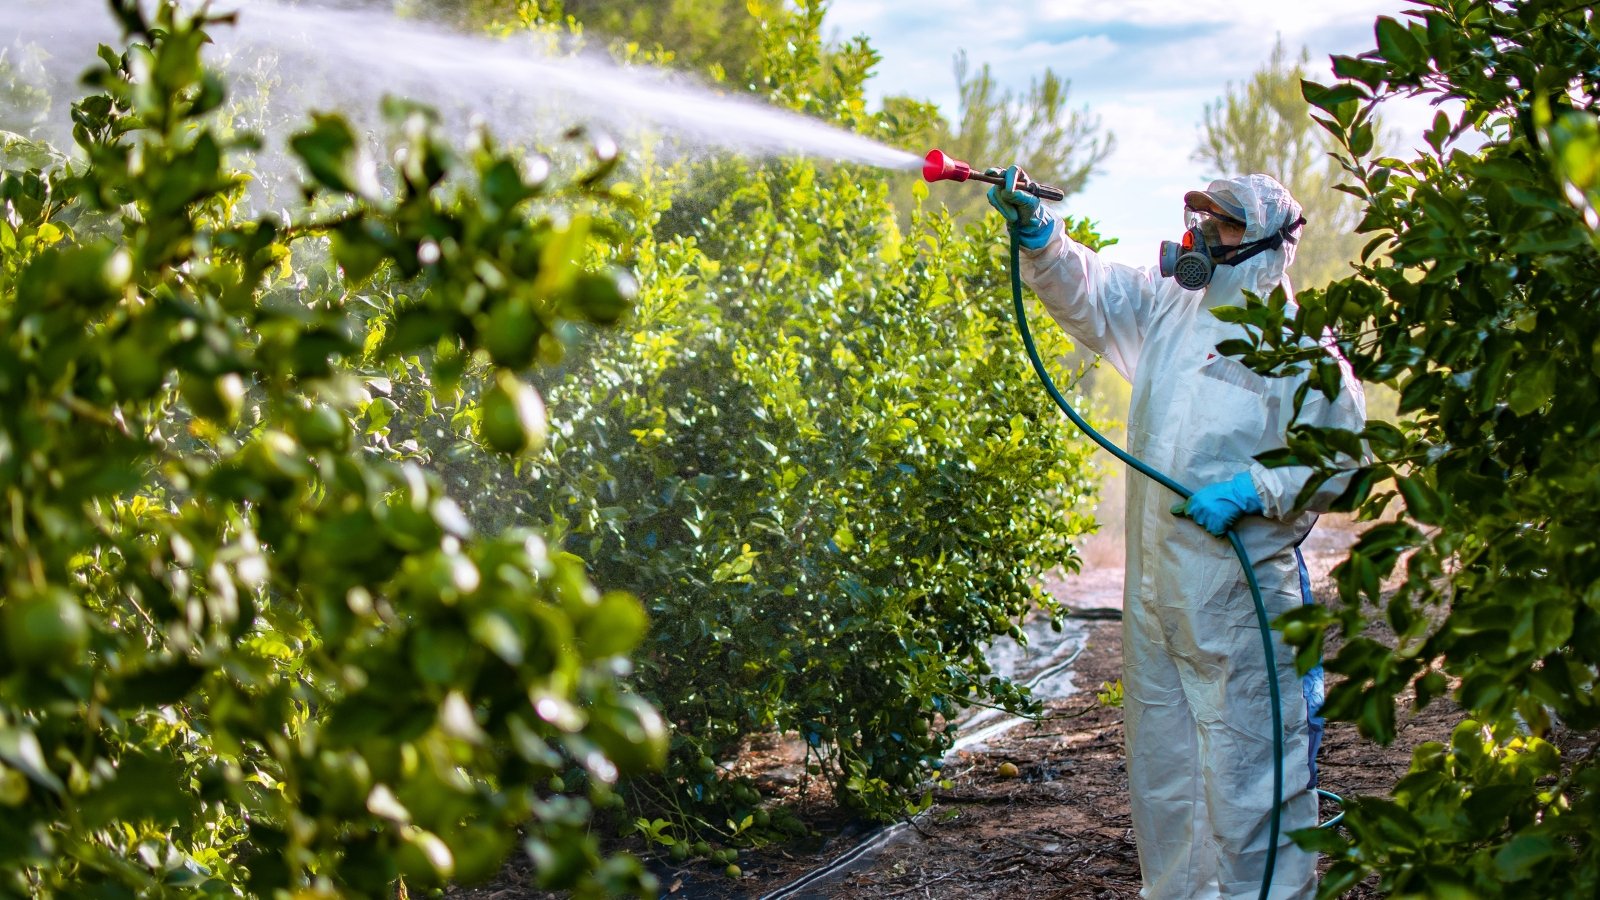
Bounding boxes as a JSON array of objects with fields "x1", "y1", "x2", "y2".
[{"x1": 1218, "y1": 215, "x2": 1306, "y2": 267}]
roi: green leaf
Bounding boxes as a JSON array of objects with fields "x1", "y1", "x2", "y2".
[
  {"x1": 576, "y1": 591, "x2": 649, "y2": 659},
  {"x1": 1374, "y1": 16, "x2": 1425, "y2": 73},
  {"x1": 382, "y1": 307, "x2": 461, "y2": 356},
  {"x1": 1300, "y1": 80, "x2": 1369, "y2": 114},
  {"x1": 1329, "y1": 54, "x2": 1387, "y2": 89},
  {"x1": 1506, "y1": 358, "x2": 1555, "y2": 415},
  {"x1": 288, "y1": 113, "x2": 372, "y2": 197},
  {"x1": 470, "y1": 608, "x2": 525, "y2": 666},
  {"x1": 480, "y1": 157, "x2": 536, "y2": 212},
  {"x1": 1414, "y1": 671, "x2": 1449, "y2": 709},
  {"x1": 1395, "y1": 475, "x2": 1445, "y2": 525},
  {"x1": 332, "y1": 220, "x2": 388, "y2": 285},
  {"x1": 1493, "y1": 831, "x2": 1564, "y2": 882},
  {"x1": 1425, "y1": 110, "x2": 1452, "y2": 154},
  {"x1": 79, "y1": 750, "x2": 190, "y2": 828},
  {"x1": 1349, "y1": 121, "x2": 1375, "y2": 158},
  {"x1": 0, "y1": 727, "x2": 64, "y2": 793}
]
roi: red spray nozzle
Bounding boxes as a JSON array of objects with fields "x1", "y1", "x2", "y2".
[
  {"x1": 922, "y1": 148, "x2": 972, "y2": 184},
  {"x1": 921, "y1": 148, "x2": 1067, "y2": 202}
]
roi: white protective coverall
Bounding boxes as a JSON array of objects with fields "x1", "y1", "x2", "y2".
[{"x1": 1018, "y1": 174, "x2": 1366, "y2": 899}]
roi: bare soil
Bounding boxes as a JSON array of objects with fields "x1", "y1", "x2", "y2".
[{"x1": 748, "y1": 613, "x2": 1462, "y2": 900}]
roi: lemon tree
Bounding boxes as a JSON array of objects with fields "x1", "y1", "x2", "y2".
[
  {"x1": 0, "y1": 2, "x2": 662, "y2": 896},
  {"x1": 1220, "y1": 1, "x2": 1600, "y2": 893},
  {"x1": 397, "y1": 0, "x2": 1112, "y2": 847}
]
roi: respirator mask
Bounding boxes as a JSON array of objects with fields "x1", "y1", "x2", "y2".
[{"x1": 1158, "y1": 207, "x2": 1305, "y2": 291}]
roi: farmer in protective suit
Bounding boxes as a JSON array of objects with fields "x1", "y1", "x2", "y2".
[{"x1": 988, "y1": 171, "x2": 1365, "y2": 899}]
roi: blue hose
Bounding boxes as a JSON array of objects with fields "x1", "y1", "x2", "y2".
[{"x1": 1003, "y1": 227, "x2": 1285, "y2": 900}]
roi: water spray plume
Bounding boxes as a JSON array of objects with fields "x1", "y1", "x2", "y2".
[
  {"x1": 1, "y1": 0, "x2": 923, "y2": 173},
  {"x1": 922, "y1": 148, "x2": 1066, "y2": 201}
]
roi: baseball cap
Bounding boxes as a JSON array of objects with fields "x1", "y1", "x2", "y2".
[{"x1": 1183, "y1": 187, "x2": 1248, "y2": 226}]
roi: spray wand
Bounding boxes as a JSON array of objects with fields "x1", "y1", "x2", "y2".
[
  {"x1": 920, "y1": 147, "x2": 1317, "y2": 900},
  {"x1": 921, "y1": 149, "x2": 1067, "y2": 202}
]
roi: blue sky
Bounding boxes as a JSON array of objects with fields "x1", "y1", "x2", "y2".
[{"x1": 823, "y1": 1, "x2": 1440, "y2": 265}]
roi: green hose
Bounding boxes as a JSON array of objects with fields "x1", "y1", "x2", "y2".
[{"x1": 1003, "y1": 227, "x2": 1284, "y2": 900}]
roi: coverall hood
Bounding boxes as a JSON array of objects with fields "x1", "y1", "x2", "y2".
[{"x1": 1200, "y1": 174, "x2": 1304, "y2": 302}]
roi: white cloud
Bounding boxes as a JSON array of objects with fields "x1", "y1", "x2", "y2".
[
  {"x1": 1008, "y1": 35, "x2": 1118, "y2": 70},
  {"x1": 1028, "y1": 0, "x2": 1405, "y2": 31}
]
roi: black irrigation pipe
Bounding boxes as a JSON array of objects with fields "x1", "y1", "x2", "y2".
[{"x1": 1063, "y1": 606, "x2": 1122, "y2": 620}]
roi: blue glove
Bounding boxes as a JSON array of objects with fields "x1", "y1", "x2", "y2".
[
  {"x1": 986, "y1": 166, "x2": 1054, "y2": 251},
  {"x1": 1171, "y1": 471, "x2": 1264, "y2": 536}
]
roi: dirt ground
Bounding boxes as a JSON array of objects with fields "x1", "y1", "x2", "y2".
[
  {"x1": 453, "y1": 512, "x2": 1502, "y2": 900},
  {"x1": 738, "y1": 613, "x2": 1461, "y2": 900}
]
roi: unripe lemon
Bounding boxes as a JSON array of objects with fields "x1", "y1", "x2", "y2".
[
  {"x1": 4, "y1": 586, "x2": 89, "y2": 669},
  {"x1": 107, "y1": 337, "x2": 165, "y2": 400},
  {"x1": 586, "y1": 693, "x2": 669, "y2": 774},
  {"x1": 181, "y1": 372, "x2": 245, "y2": 424},
  {"x1": 1281, "y1": 621, "x2": 1312, "y2": 644},
  {"x1": 483, "y1": 301, "x2": 543, "y2": 369},
  {"x1": 477, "y1": 372, "x2": 546, "y2": 456},
  {"x1": 295, "y1": 403, "x2": 350, "y2": 450},
  {"x1": 0, "y1": 763, "x2": 28, "y2": 806},
  {"x1": 572, "y1": 269, "x2": 636, "y2": 325},
  {"x1": 394, "y1": 828, "x2": 454, "y2": 886}
]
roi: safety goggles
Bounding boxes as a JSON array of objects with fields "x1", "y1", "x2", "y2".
[{"x1": 1184, "y1": 206, "x2": 1246, "y2": 243}]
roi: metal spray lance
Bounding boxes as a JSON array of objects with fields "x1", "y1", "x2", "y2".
[{"x1": 920, "y1": 149, "x2": 1066, "y2": 201}]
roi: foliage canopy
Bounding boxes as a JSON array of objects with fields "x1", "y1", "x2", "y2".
[
  {"x1": 0, "y1": 3, "x2": 661, "y2": 896},
  {"x1": 1220, "y1": 1, "x2": 1600, "y2": 894}
]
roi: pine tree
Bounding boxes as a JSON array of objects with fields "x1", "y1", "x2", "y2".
[{"x1": 1194, "y1": 38, "x2": 1369, "y2": 289}]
